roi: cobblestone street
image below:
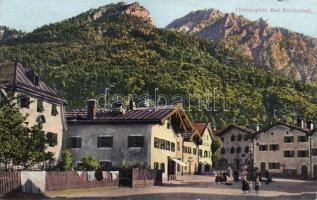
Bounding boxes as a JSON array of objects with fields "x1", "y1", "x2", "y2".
[{"x1": 42, "y1": 175, "x2": 317, "y2": 200}]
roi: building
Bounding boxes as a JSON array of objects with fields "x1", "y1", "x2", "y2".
[
  {"x1": 311, "y1": 129, "x2": 317, "y2": 179},
  {"x1": 193, "y1": 123, "x2": 213, "y2": 174},
  {"x1": 253, "y1": 122, "x2": 313, "y2": 178},
  {"x1": 215, "y1": 125, "x2": 254, "y2": 170},
  {"x1": 65, "y1": 100, "x2": 201, "y2": 179},
  {"x1": 0, "y1": 62, "x2": 67, "y2": 163}
]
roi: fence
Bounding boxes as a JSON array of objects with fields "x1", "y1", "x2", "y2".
[
  {"x1": 45, "y1": 171, "x2": 119, "y2": 191},
  {"x1": 0, "y1": 172, "x2": 21, "y2": 197},
  {"x1": 119, "y1": 168, "x2": 162, "y2": 188}
]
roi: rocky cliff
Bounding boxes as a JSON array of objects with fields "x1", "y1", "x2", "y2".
[{"x1": 167, "y1": 9, "x2": 317, "y2": 83}]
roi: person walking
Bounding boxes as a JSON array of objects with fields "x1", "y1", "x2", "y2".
[
  {"x1": 255, "y1": 176, "x2": 261, "y2": 193},
  {"x1": 233, "y1": 169, "x2": 239, "y2": 182},
  {"x1": 241, "y1": 176, "x2": 249, "y2": 194}
]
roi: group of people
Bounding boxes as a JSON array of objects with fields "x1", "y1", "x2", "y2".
[{"x1": 215, "y1": 166, "x2": 272, "y2": 194}]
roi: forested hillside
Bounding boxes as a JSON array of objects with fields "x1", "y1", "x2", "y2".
[{"x1": 0, "y1": 2, "x2": 316, "y2": 128}]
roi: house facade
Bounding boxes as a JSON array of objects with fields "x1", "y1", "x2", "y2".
[
  {"x1": 253, "y1": 122, "x2": 313, "y2": 178},
  {"x1": 215, "y1": 125, "x2": 254, "y2": 170},
  {"x1": 0, "y1": 62, "x2": 67, "y2": 163},
  {"x1": 312, "y1": 129, "x2": 317, "y2": 179},
  {"x1": 65, "y1": 100, "x2": 201, "y2": 179},
  {"x1": 194, "y1": 123, "x2": 213, "y2": 174}
]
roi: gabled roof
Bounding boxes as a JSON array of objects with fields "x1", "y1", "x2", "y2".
[
  {"x1": 253, "y1": 122, "x2": 313, "y2": 137},
  {"x1": 218, "y1": 124, "x2": 254, "y2": 136},
  {"x1": 193, "y1": 123, "x2": 213, "y2": 138},
  {"x1": 0, "y1": 62, "x2": 65, "y2": 104}
]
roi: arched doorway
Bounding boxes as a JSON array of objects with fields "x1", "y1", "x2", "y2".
[{"x1": 301, "y1": 165, "x2": 308, "y2": 179}]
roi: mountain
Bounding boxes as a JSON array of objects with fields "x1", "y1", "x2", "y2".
[
  {"x1": 0, "y1": 2, "x2": 316, "y2": 128},
  {"x1": 166, "y1": 9, "x2": 317, "y2": 83},
  {"x1": 0, "y1": 26, "x2": 24, "y2": 42}
]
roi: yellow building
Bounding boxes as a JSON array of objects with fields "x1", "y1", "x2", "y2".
[
  {"x1": 194, "y1": 123, "x2": 213, "y2": 174},
  {"x1": 0, "y1": 62, "x2": 67, "y2": 164}
]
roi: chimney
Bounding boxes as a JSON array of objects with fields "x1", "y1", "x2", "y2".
[
  {"x1": 297, "y1": 118, "x2": 305, "y2": 128},
  {"x1": 256, "y1": 124, "x2": 260, "y2": 131},
  {"x1": 212, "y1": 126, "x2": 217, "y2": 131},
  {"x1": 87, "y1": 99, "x2": 97, "y2": 120},
  {"x1": 307, "y1": 120, "x2": 314, "y2": 130},
  {"x1": 128, "y1": 96, "x2": 136, "y2": 111},
  {"x1": 112, "y1": 101, "x2": 125, "y2": 115}
]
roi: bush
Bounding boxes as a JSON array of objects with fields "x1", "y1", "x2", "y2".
[
  {"x1": 59, "y1": 150, "x2": 73, "y2": 171},
  {"x1": 79, "y1": 155, "x2": 100, "y2": 171}
]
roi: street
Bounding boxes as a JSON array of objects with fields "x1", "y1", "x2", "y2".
[{"x1": 40, "y1": 175, "x2": 317, "y2": 200}]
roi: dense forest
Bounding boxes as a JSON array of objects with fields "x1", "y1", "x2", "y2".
[{"x1": 0, "y1": 2, "x2": 316, "y2": 129}]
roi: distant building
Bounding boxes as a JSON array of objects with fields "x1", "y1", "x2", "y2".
[
  {"x1": 215, "y1": 125, "x2": 254, "y2": 170},
  {"x1": 311, "y1": 129, "x2": 317, "y2": 179},
  {"x1": 0, "y1": 62, "x2": 67, "y2": 164},
  {"x1": 253, "y1": 122, "x2": 313, "y2": 178},
  {"x1": 65, "y1": 100, "x2": 201, "y2": 179},
  {"x1": 194, "y1": 123, "x2": 213, "y2": 174}
]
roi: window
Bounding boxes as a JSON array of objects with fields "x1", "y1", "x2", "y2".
[
  {"x1": 269, "y1": 163, "x2": 280, "y2": 169},
  {"x1": 221, "y1": 137, "x2": 224, "y2": 142},
  {"x1": 236, "y1": 147, "x2": 241, "y2": 154},
  {"x1": 284, "y1": 151, "x2": 295, "y2": 158},
  {"x1": 204, "y1": 150, "x2": 208, "y2": 157},
  {"x1": 154, "y1": 162, "x2": 159, "y2": 170},
  {"x1": 237, "y1": 134, "x2": 242, "y2": 141},
  {"x1": 154, "y1": 137, "x2": 160, "y2": 148},
  {"x1": 100, "y1": 161, "x2": 112, "y2": 170},
  {"x1": 297, "y1": 150, "x2": 309, "y2": 158},
  {"x1": 193, "y1": 148, "x2": 197, "y2": 155},
  {"x1": 243, "y1": 135, "x2": 248, "y2": 141},
  {"x1": 160, "y1": 139, "x2": 165, "y2": 149},
  {"x1": 70, "y1": 137, "x2": 81, "y2": 148},
  {"x1": 167, "y1": 122, "x2": 171, "y2": 129},
  {"x1": 19, "y1": 95, "x2": 30, "y2": 108},
  {"x1": 298, "y1": 136, "x2": 308, "y2": 142},
  {"x1": 312, "y1": 148, "x2": 317, "y2": 156},
  {"x1": 230, "y1": 147, "x2": 235, "y2": 154},
  {"x1": 47, "y1": 132, "x2": 58, "y2": 147},
  {"x1": 37, "y1": 99, "x2": 44, "y2": 112},
  {"x1": 221, "y1": 147, "x2": 225, "y2": 154},
  {"x1": 51, "y1": 104, "x2": 58, "y2": 116},
  {"x1": 171, "y1": 142, "x2": 175, "y2": 152},
  {"x1": 244, "y1": 146, "x2": 249, "y2": 153},
  {"x1": 242, "y1": 154, "x2": 245, "y2": 157},
  {"x1": 166, "y1": 141, "x2": 171, "y2": 151},
  {"x1": 259, "y1": 145, "x2": 268, "y2": 151},
  {"x1": 284, "y1": 136, "x2": 294, "y2": 143},
  {"x1": 160, "y1": 163, "x2": 165, "y2": 171},
  {"x1": 128, "y1": 136, "x2": 144, "y2": 148},
  {"x1": 230, "y1": 135, "x2": 236, "y2": 142},
  {"x1": 188, "y1": 147, "x2": 192, "y2": 154},
  {"x1": 269, "y1": 144, "x2": 279, "y2": 151},
  {"x1": 199, "y1": 149, "x2": 202, "y2": 157},
  {"x1": 177, "y1": 142, "x2": 180, "y2": 151},
  {"x1": 97, "y1": 136, "x2": 113, "y2": 148}
]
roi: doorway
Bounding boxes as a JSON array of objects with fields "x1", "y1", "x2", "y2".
[
  {"x1": 235, "y1": 159, "x2": 240, "y2": 170},
  {"x1": 260, "y1": 162, "x2": 266, "y2": 172},
  {"x1": 301, "y1": 165, "x2": 308, "y2": 179},
  {"x1": 314, "y1": 165, "x2": 317, "y2": 179}
]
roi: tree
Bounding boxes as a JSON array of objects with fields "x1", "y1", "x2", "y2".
[
  {"x1": 0, "y1": 93, "x2": 54, "y2": 170},
  {"x1": 0, "y1": 94, "x2": 26, "y2": 170},
  {"x1": 211, "y1": 136, "x2": 222, "y2": 167},
  {"x1": 58, "y1": 150, "x2": 73, "y2": 171},
  {"x1": 79, "y1": 155, "x2": 100, "y2": 171}
]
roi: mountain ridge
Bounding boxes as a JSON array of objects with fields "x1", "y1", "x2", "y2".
[
  {"x1": 166, "y1": 8, "x2": 317, "y2": 83},
  {"x1": 0, "y1": 2, "x2": 316, "y2": 128}
]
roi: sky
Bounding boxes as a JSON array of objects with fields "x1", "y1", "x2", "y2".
[{"x1": 0, "y1": 0, "x2": 316, "y2": 37}]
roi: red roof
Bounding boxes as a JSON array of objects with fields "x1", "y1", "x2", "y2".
[{"x1": 193, "y1": 123, "x2": 208, "y2": 136}]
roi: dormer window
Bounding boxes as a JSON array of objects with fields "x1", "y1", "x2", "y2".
[
  {"x1": 18, "y1": 95, "x2": 30, "y2": 108},
  {"x1": 26, "y1": 70, "x2": 40, "y2": 86}
]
